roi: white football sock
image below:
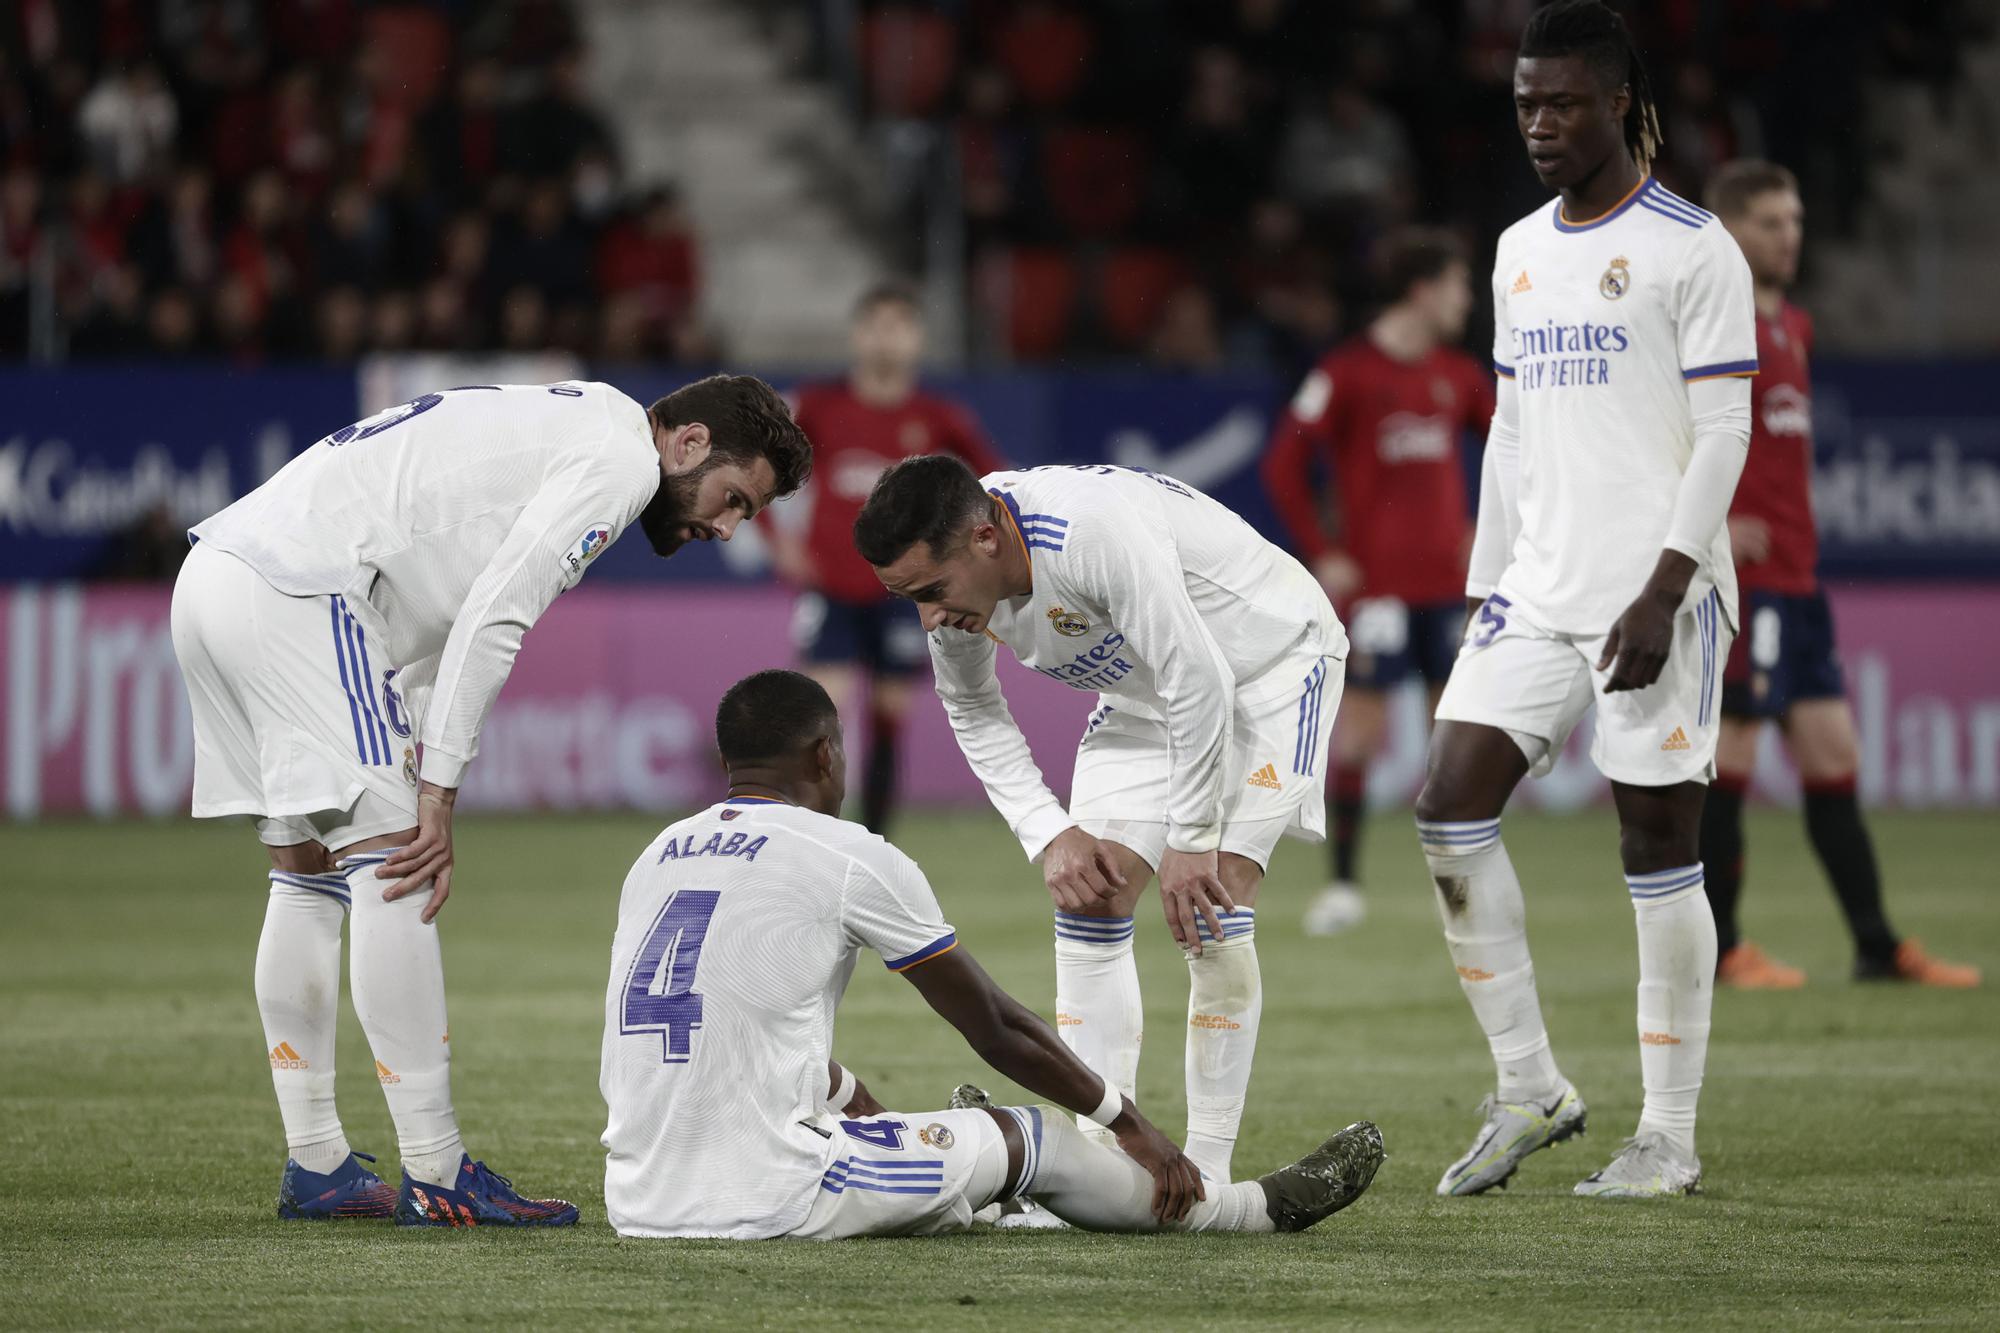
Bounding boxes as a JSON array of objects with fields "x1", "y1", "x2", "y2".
[
  {"x1": 342, "y1": 850, "x2": 465, "y2": 1186},
  {"x1": 1001, "y1": 1104, "x2": 1273, "y2": 1233},
  {"x1": 1183, "y1": 908, "x2": 1261, "y2": 1183},
  {"x1": 1626, "y1": 865, "x2": 1717, "y2": 1159},
  {"x1": 1418, "y1": 819, "x2": 1565, "y2": 1104},
  {"x1": 1053, "y1": 912, "x2": 1142, "y2": 1144},
  {"x1": 257, "y1": 872, "x2": 352, "y2": 1172}
]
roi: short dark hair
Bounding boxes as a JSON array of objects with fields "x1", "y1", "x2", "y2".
[
  {"x1": 650, "y1": 374, "x2": 813, "y2": 499},
  {"x1": 854, "y1": 280, "x2": 921, "y2": 320},
  {"x1": 852, "y1": 454, "x2": 992, "y2": 568},
  {"x1": 1519, "y1": 0, "x2": 1662, "y2": 173},
  {"x1": 1704, "y1": 159, "x2": 1799, "y2": 219},
  {"x1": 1375, "y1": 227, "x2": 1467, "y2": 305},
  {"x1": 715, "y1": 669, "x2": 839, "y2": 766}
]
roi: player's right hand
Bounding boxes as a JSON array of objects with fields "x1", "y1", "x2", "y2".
[
  {"x1": 1728, "y1": 515, "x2": 1771, "y2": 563},
  {"x1": 1041, "y1": 826, "x2": 1128, "y2": 910},
  {"x1": 1112, "y1": 1107, "x2": 1206, "y2": 1224},
  {"x1": 379, "y1": 782, "x2": 456, "y2": 923}
]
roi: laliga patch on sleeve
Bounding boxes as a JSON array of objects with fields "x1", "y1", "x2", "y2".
[
  {"x1": 1290, "y1": 368, "x2": 1332, "y2": 422},
  {"x1": 560, "y1": 523, "x2": 614, "y2": 582}
]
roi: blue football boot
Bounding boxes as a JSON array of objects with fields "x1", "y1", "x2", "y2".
[
  {"x1": 277, "y1": 1151, "x2": 397, "y2": 1220},
  {"x1": 395, "y1": 1156, "x2": 580, "y2": 1228}
]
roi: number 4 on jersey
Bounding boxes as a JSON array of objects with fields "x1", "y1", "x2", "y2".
[{"x1": 620, "y1": 890, "x2": 721, "y2": 1063}]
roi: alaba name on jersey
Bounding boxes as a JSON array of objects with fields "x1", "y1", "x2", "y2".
[
  {"x1": 927, "y1": 465, "x2": 1343, "y2": 858},
  {"x1": 600, "y1": 798, "x2": 958, "y2": 1240},
  {"x1": 190, "y1": 382, "x2": 661, "y2": 786},
  {"x1": 1491, "y1": 177, "x2": 1758, "y2": 635}
]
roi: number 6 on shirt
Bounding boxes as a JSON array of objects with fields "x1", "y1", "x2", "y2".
[{"x1": 620, "y1": 889, "x2": 722, "y2": 1063}]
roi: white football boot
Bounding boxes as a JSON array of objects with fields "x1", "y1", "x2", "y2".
[
  {"x1": 1574, "y1": 1133, "x2": 1702, "y2": 1198},
  {"x1": 1303, "y1": 882, "x2": 1367, "y2": 936},
  {"x1": 1436, "y1": 1082, "x2": 1587, "y2": 1195}
]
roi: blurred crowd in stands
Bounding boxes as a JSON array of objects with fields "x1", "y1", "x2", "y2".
[
  {"x1": 0, "y1": 0, "x2": 1984, "y2": 369},
  {"x1": 842, "y1": 0, "x2": 1979, "y2": 375},
  {"x1": 1, "y1": 0, "x2": 708, "y2": 364}
]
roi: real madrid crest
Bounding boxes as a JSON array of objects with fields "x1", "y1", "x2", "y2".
[
  {"x1": 1599, "y1": 255, "x2": 1631, "y2": 300},
  {"x1": 919, "y1": 1122, "x2": 955, "y2": 1150},
  {"x1": 1048, "y1": 605, "x2": 1089, "y2": 637}
]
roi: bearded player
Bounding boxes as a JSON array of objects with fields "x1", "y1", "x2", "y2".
[
  {"x1": 1262, "y1": 228, "x2": 1494, "y2": 935},
  {"x1": 172, "y1": 376, "x2": 810, "y2": 1224},
  {"x1": 1696, "y1": 160, "x2": 1979, "y2": 991},
  {"x1": 855, "y1": 457, "x2": 1347, "y2": 1186},
  {"x1": 774, "y1": 283, "x2": 1005, "y2": 834},
  {"x1": 1416, "y1": 0, "x2": 1755, "y2": 1199},
  {"x1": 600, "y1": 669, "x2": 1383, "y2": 1240}
]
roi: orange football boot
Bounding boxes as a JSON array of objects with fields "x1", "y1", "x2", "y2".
[{"x1": 1716, "y1": 941, "x2": 1807, "y2": 989}]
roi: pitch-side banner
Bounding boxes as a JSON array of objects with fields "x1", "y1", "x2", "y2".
[
  {"x1": 5, "y1": 581, "x2": 1996, "y2": 820},
  {"x1": 4, "y1": 359, "x2": 1997, "y2": 581}
]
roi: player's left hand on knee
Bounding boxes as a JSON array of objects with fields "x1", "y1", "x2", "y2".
[
  {"x1": 380, "y1": 783, "x2": 457, "y2": 924},
  {"x1": 1598, "y1": 596, "x2": 1674, "y2": 693},
  {"x1": 1158, "y1": 848, "x2": 1233, "y2": 957}
]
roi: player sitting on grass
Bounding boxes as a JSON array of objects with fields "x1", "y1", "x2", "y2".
[
  {"x1": 174, "y1": 376, "x2": 810, "y2": 1225},
  {"x1": 598, "y1": 669, "x2": 1383, "y2": 1240}
]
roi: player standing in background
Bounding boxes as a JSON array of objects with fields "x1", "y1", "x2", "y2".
[
  {"x1": 774, "y1": 283, "x2": 1005, "y2": 834},
  {"x1": 600, "y1": 670, "x2": 1384, "y2": 1240},
  {"x1": 1261, "y1": 229, "x2": 1494, "y2": 936},
  {"x1": 854, "y1": 456, "x2": 1347, "y2": 1187},
  {"x1": 172, "y1": 376, "x2": 811, "y2": 1224},
  {"x1": 1697, "y1": 160, "x2": 1979, "y2": 991},
  {"x1": 1416, "y1": 0, "x2": 1754, "y2": 1199}
]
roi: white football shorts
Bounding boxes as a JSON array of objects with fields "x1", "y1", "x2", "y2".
[
  {"x1": 789, "y1": 1108, "x2": 1015, "y2": 1240},
  {"x1": 1068, "y1": 651, "x2": 1344, "y2": 871},
  {"x1": 1434, "y1": 589, "x2": 1732, "y2": 787},
  {"x1": 170, "y1": 541, "x2": 420, "y2": 849}
]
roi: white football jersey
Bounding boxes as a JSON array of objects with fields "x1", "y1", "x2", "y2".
[
  {"x1": 1490, "y1": 177, "x2": 1757, "y2": 635},
  {"x1": 599, "y1": 798, "x2": 958, "y2": 1240},
  {"x1": 190, "y1": 382, "x2": 660, "y2": 786},
  {"x1": 929, "y1": 465, "x2": 1344, "y2": 860}
]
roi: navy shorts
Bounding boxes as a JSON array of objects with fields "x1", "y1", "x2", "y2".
[
  {"x1": 1345, "y1": 598, "x2": 1466, "y2": 691},
  {"x1": 1721, "y1": 588, "x2": 1847, "y2": 720},
  {"x1": 792, "y1": 592, "x2": 929, "y2": 677}
]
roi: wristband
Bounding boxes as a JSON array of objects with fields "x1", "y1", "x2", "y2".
[
  {"x1": 823, "y1": 1065, "x2": 856, "y2": 1114},
  {"x1": 1085, "y1": 1076, "x2": 1124, "y2": 1128}
]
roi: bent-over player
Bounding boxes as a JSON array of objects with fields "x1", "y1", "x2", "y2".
[
  {"x1": 600, "y1": 669, "x2": 1383, "y2": 1239},
  {"x1": 855, "y1": 456, "x2": 1348, "y2": 1185},
  {"x1": 173, "y1": 376, "x2": 810, "y2": 1223}
]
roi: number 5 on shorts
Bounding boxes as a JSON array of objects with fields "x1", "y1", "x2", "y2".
[{"x1": 1469, "y1": 594, "x2": 1512, "y2": 649}]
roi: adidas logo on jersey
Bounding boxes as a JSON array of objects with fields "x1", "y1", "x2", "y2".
[
  {"x1": 376, "y1": 1059, "x2": 401, "y2": 1085},
  {"x1": 1660, "y1": 727, "x2": 1691, "y2": 752},
  {"x1": 1511, "y1": 270, "x2": 1532, "y2": 294},
  {"x1": 1246, "y1": 763, "x2": 1282, "y2": 790},
  {"x1": 269, "y1": 1042, "x2": 307, "y2": 1070}
]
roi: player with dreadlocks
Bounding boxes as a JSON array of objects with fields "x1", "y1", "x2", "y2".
[{"x1": 1413, "y1": 0, "x2": 1758, "y2": 1199}]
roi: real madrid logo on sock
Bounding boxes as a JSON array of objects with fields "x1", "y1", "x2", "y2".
[
  {"x1": 1048, "y1": 606, "x2": 1089, "y2": 637},
  {"x1": 1600, "y1": 255, "x2": 1631, "y2": 300}
]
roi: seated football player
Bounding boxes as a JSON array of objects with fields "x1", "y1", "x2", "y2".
[{"x1": 598, "y1": 669, "x2": 1384, "y2": 1239}]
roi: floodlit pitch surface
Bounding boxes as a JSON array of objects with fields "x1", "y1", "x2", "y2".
[{"x1": 4, "y1": 808, "x2": 1994, "y2": 1329}]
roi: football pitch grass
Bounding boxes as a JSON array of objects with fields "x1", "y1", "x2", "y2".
[{"x1": 4, "y1": 807, "x2": 1995, "y2": 1330}]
